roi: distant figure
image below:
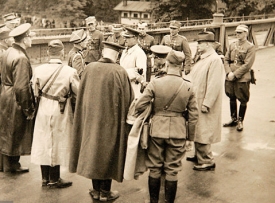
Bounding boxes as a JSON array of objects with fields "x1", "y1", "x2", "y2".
[
  {"x1": 83, "y1": 16, "x2": 104, "y2": 64},
  {"x1": 161, "y1": 20, "x2": 192, "y2": 75}
]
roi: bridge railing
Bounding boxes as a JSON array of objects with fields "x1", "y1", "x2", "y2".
[{"x1": 28, "y1": 14, "x2": 275, "y2": 64}]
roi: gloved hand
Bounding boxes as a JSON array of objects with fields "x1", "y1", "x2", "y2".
[
  {"x1": 185, "y1": 140, "x2": 194, "y2": 151},
  {"x1": 140, "y1": 81, "x2": 149, "y2": 93}
]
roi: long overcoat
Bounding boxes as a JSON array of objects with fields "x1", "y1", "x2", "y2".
[
  {"x1": 69, "y1": 58, "x2": 134, "y2": 182},
  {"x1": 190, "y1": 49, "x2": 224, "y2": 144},
  {"x1": 0, "y1": 44, "x2": 35, "y2": 156},
  {"x1": 30, "y1": 59, "x2": 79, "y2": 166}
]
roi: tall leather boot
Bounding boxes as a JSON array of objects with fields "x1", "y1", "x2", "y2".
[
  {"x1": 165, "y1": 180, "x2": 177, "y2": 203},
  {"x1": 89, "y1": 179, "x2": 101, "y2": 200},
  {"x1": 40, "y1": 165, "x2": 50, "y2": 186},
  {"x1": 148, "y1": 176, "x2": 161, "y2": 203},
  {"x1": 100, "y1": 179, "x2": 119, "y2": 201},
  {"x1": 223, "y1": 100, "x2": 238, "y2": 127},
  {"x1": 237, "y1": 104, "x2": 247, "y2": 131},
  {"x1": 48, "y1": 165, "x2": 72, "y2": 188}
]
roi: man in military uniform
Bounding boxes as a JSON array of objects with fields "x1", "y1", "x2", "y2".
[
  {"x1": 120, "y1": 27, "x2": 147, "y2": 99},
  {"x1": 150, "y1": 45, "x2": 172, "y2": 77},
  {"x1": 0, "y1": 23, "x2": 35, "y2": 173},
  {"x1": 137, "y1": 23, "x2": 155, "y2": 82},
  {"x1": 135, "y1": 49, "x2": 198, "y2": 203},
  {"x1": 1, "y1": 13, "x2": 18, "y2": 31},
  {"x1": 223, "y1": 24, "x2": 256, "y2": 131},
  {"x1": 84, "y1": 16, "x2": 104, "y2": 64},
  {"x1": 161, "y1": 20, "x2": 192, "y2": 75},
  {"x1": 106, "y1": 24, "x2": 125, "y2": 63},
  {"x1": 68, "y1": 29, "x2": 88, "y2": 78}
]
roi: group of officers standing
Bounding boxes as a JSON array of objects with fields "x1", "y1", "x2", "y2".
[{"x1": 0, "y1": 13, "x2": 255, "y2": 203}]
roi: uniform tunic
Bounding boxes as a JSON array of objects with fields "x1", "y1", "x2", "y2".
[
  {"x1": 120, "y1": 44, "x2": 147, "y2": 98},
  {"x1": 161, "y1": 34, "x2": 192, "y2": 72},
  {"x1": 190, "y1": 49, "x2": 224, "y2": 144},
  {"x1": 135, "y1": 74, "x2": 198, "y2": 180},
  {"x1": 69, "y1": 58, "x2": 134, "y2": 182},
  {"x1": 68, "y1": 47, "x2": 85, "y2": 78},
  {"x1": 0, "y1": 44, "x2": 35, "y2": 156},
  {"x1": 84, "y1": 30, "x2": 104, "y2": 63},
  {"x1": 138, "y1": 33, "x2": 155, "y2": 81},
  {"x1": 31, "y1": 59, "x2": 79, "y2": 166}
]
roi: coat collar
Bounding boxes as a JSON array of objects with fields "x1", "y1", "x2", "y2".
[
  {"x1": 200, "y1": 48, "x2": 216, "y2": 59},
  {"x1": 12, "y1": 43, "x2": 29, "y2": 59},
  {"x1": 99, "y1": 57, "x2": 115, "y2": 63}
]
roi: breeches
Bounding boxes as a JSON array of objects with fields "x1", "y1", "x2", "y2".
[
  {"x1": 225, "y1": 81, "x2": 250, "y2": 104},
  {"x1": 146, "y1": 137, "x2": 186, "y2": 181}
]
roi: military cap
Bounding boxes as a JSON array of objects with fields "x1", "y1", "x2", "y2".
[
  {"x1": 122, "y1": 27, "x2": 140, "y2": 37},
  {"x1": 70, "y1": 29, "x2": 87, "y2": 44},
  {"x1": 48, "y1": 39, "x2": 64, "y2": 55},
  {"x1": 169, "y1": 20, "x2": 181, "y2": 29},
  {"x1": 235, "y1": 24, "x2": 248, "y2": 33},
  {"x1": 9, "y1": 23, "x2": 35, "y2": 38},
  {"x1": 85, "y1": 16, "x2": 96, "y2": 25},
  {"x1": 2, "y1": 13, "x2": 17, "y2": 22},
  {"x1": 103, "y1": 41, "x2": 125, "y2": 52},
  {"x1": 166, "y1": 50, "x2": 185, "y2": 65},
  {"x1": 150, "y1": 45, "x2": 172, "y2": 58},
  {"x1": 197, "y1": 31, "x2": 215, "y2": 42},
  {"x1": 112, "y1": 24, "x2": 123, "y2": 32},
  {"x1": 0, "y1": 30, "x2": 11, "y2": 40}
]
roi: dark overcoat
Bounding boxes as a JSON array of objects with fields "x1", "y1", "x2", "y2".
[
  {"x1": 69, "y1": 58, "x2": 134, "y2": 182},
  {"x1": 0, "y1": 44, "x2": 35, "y2": 156}
]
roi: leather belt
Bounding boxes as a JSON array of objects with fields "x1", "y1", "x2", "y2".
[
  {"x1": 154, "y1": 111, "x2": 183, "y2": 117},
  {"x1": 41, "y1": 92, "x2": 59, "y2": 101}
]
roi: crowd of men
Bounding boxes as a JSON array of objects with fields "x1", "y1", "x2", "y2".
[{"x1": 0, "y1": 13, "x2": 256, "y2": 203}]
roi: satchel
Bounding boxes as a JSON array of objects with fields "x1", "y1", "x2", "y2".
[{"x1": 140, "y1": 121, "x2": 150, "y2": 149}]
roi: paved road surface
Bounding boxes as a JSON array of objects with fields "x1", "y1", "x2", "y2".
[{"x1": 1, "y1": 46, "x2": 275, "y2": 203}]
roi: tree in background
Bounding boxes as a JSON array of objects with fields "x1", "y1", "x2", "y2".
[{"x1": 149, "y1": 0, "x2": 216, "y2": 22}]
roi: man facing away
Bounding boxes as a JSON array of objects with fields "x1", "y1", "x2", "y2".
[
  {"x1": 69, "y1": 41, "x2": 134, "y2": 201},
  {"x1": 0, "y1": 23, "x2": 35, "y2": 173},
  {"x1": 31, "y1": 40, "x2": 79, "y2": 188}
]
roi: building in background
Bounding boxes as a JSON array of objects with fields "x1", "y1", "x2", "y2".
[{"x1": 114, "y1": 0, "x2": 155, "y2": 25}]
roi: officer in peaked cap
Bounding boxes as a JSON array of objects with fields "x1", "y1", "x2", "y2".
[
  {"x1": 150, "y1": 45, "x2": 171, "y2": 77},
  {"x1": 122, "y1": 27, "x2": 140, "y2": 38},
  {"x1": 84, "y1": 16, "x2": 104, "y2": 64},
  {"x1": 2, "y1": 13, "x2": 19, "y2": 31},
  {"x1": 9, "y1": 23, "x2": 35, "y2": 46},
  {"x1": 135, "y1": 45, "x2": 198, "y2": 203},
  {"x1": 0, "y1": 24, "x2": 35, "y2": 174},
  {"x1": 68, "y1": 29, "x2": 88, "y2": 79},
  {"x1": 223, "y1": 24, "x2": 255, "y2": 131},
  {"x1": 160, "y1": 20, "x2": 192, "y2": 75},
  {"x1": 120, "y1": 26, "x2": 147, "y2": 98},
  {"x1": 106, "y1": 25, "x2": 125, "y2": 63},
  {"x1": 137, "y1": 23, "x2": 155, "y2": 82}
]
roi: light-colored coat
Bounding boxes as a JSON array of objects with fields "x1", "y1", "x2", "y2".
[
  {"x1": 190, "y1": 49, "x2": 224, "y2": 144},
  {"x1": 120, "y1": 44, "x2": 147, "y2": 98},
  {"x1": 30, "y1": 59, "x2": 79, "y2": 166}
]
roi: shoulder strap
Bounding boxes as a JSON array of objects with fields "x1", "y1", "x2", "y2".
[
  {"x1": 163, "y1": 81, "x2": 185, "y2": 110},
  {"x1": 42, "y1": 64, "x2": 64, "y2": 94}
]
